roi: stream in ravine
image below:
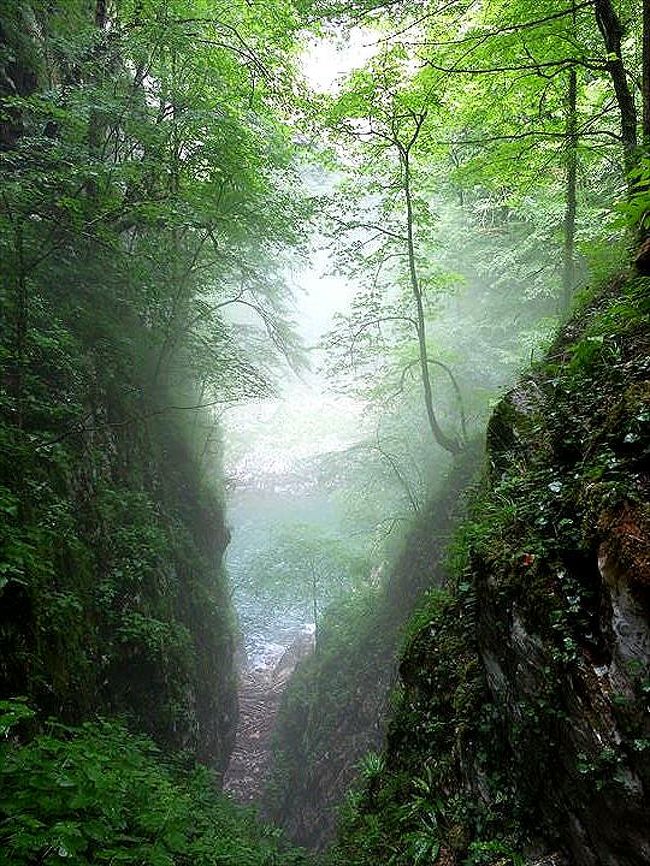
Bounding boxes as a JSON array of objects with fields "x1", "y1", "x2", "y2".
[
  {"x1": 222, "y1": 479, "x2": 319, "y2": 802},
  {"x1": 222, "y1": 621, "x2": 315, "y2": 803}
]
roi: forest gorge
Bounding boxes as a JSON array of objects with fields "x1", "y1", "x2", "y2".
[{"x1": 0, "y1": 0, "x2": 649, "y2": 865}]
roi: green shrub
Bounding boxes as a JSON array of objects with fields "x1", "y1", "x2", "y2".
[{"x1": 0, "y1": 709, "x2": 310, "y2": 866}]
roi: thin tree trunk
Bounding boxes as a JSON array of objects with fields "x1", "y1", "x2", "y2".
[
  {"x1": 593, "y1": 0, "x2": 637, "y2": 175},
  {"x1": 153, "y1": 48, "x2": 183, "y2": 388},
  {"x1": 0, "y1": 18, "x2": 38, "y2": 150},
  {"x1": 95, "y1": 0, "x2": 107, "y2": 27},
  {"x1": 641, "y1": 0, "x2": 650, "y2": 151},
  {"x1": 402, "y1": 150, "x2": 462, "y2": 456},
  {"x1": 562, "y1": 63, "x2": 578, "y2": 314},
  {"x1": 87, "y1": 0, "x2": 108, "y2": 198},
  {"x1": 13, "y1": 221, "x2": 27, "y2": 430},
  {"x1": 640, "y1": 0, "x2": 650, "y2": 247},
  {"x1": 374, "y1": 441, "x2": 420, "y2": 514},
  {"x1": 310, "y1": 560, "x2": 318, "y2": 648}
]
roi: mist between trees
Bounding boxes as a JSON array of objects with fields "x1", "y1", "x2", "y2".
[{"x1": 1, "y1": 0, "x2": 649, "y2": 864}]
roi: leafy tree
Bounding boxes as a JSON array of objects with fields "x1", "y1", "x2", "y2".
[
  {"x1": 322, "y1": 52, "x2": 467, "y2": 454},
  {"x1": 1, "y1": 0, "x2": 310, "y2": 445},
  {"x1": 0, "y1": 0, "x2": 312, "y2": 753}
]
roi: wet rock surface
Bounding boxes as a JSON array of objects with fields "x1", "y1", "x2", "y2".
[
  {"x1": 470, "y1": 290, "x2": 650, "y2": 864},
  {"x1": 319, "y1": 279, "x2": 649, "y2": 866},
  {"x1": 223, "y1": 625, "x2": 315, "y2": 804}
]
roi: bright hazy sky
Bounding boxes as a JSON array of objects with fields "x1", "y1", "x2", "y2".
[
  {"x1": 223, "y1": 30, "x2": 378, "y2": 476},
  {"x1": 290, "y1": 27, "x2": 378, "y2": 346},
  {"x1": 301, "y1": 29, "x2": 377, "y2": 94}
]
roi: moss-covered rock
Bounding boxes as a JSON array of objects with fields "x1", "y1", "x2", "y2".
[
  {"x1": 0, "y1": 289, "x2": 238, "y2": 770},
  {"x1": 330, "y1": 273, "x2": 650, "y2": 865}
]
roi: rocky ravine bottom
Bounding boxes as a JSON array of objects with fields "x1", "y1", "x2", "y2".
[{"x1": 223, "y1": 624, "x2": 315, "y2": 804}]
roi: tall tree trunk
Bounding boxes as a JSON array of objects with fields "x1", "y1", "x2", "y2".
[
  {"x1": 0, "y1": 14, "x2": 36, "y2": 426},
  {"x1": 310, "y1": 559, "x2": 318, "y2": 648},
  {"x1": 562, "y1": 63, "x2": 578, "y2": 314},
  {"x1": 0, "y1": 16, "x2": 38, "y2": 150},
  {"x1": 402, "y1": 150, "x2": 463, "y2": 456},
  {"x1": 95, "y1": 0, "x2": 107, "y2": 28},
  {"x1": 641, "y1": 0, "x2": 650, "y2": 152},
  {"x1": 593, "y1": 0, "x2": 637, "y2": 175},
  {"x1": 640, "y1": 0, "x2": 650, "y2": 248},
  {"x1": 12, "y1": 221, "x2": 27, "y2": 430},
  {"x1": 153, "y1": 47, "x2": 184, "y2": 389},
  {"x1": 87, "y1": 0, "x2": 108, "y2": 197}
]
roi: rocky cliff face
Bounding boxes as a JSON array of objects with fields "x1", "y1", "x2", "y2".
[
  {"x1": 266, "y1": 453, "x2": 479, "y2": 849},
  {"x1": 469, "y1": 275, "x2": 650, "y2": 864},
  {"x1": 0, "y1": 309, "x2": 238, "y2": 770},
  {"x1": 328, "y1": 274, "x2": 649, "y2": 865}
]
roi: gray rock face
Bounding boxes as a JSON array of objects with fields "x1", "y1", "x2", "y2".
[
  {"x1": 474, "y1": 361, "x2": 650, "y2": 865},
  {"x1": 272, "y1": 623, "x2": 316, "y2": 684},
  {"x1": 599, "y1": 546, "x2": 650, "y2": 674}
]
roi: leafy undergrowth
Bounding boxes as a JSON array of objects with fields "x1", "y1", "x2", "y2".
[
  {"x1": 326, "y1": 590, "x2": 520, "y2": 866},
  {"x1": 325, "y1": 272, "x2": 650, "y2": 865},
  {"x1": 0, "y1": 702, "x2": 310, "y2": 866}
]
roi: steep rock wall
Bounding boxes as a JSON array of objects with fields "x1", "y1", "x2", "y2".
[
  {"x1": 330, "y1": 274, "x2": 649, "y2": 865},
  {"x1": 266, "y1": 452, "x2": 480, "y2": 848},
  {"x1": 0, "y1": 292, "x2": 238, "y2": 770},
  {"x1": 470, "y1": 276, "x2": 649, "y2": 864}
]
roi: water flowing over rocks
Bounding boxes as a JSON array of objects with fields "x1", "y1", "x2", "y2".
[{"x1": 224, "y1": 624, "x2": 315, "y2": 803}]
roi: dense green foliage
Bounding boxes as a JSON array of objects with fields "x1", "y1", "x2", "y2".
[
  {"x1": 0, "y1": 0, "x2": 311, "y2": 858},
  {"x1": 0, "y1": 703, "x2": 309, "y2": 866},
  {"x1": 2, "y1": 0, "x2": 649, "y2": 863},
  {"x1": 293, "y1": 0, "x2": 648, "y2": 560},
  {"x1": 0, "y1": 0, "x2": 309, "y2": 751}
]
